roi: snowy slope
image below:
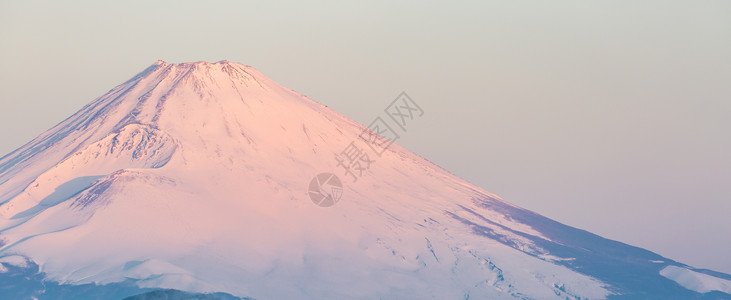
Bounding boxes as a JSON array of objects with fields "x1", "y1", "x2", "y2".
[
  {"x1": 0, "y1": 61, "x2": 728, "y2": 299},
  {"x1": 660, "y1": 266, "x2": 731, "y2": 294}
]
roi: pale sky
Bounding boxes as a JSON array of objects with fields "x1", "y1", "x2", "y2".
[{"x1": 1, "y1": 0, "x2": 730, "y2": 273}]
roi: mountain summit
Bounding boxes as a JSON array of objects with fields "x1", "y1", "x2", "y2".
[{"x1": 0, "y1": 61, "x2": 729, "y2": 299}]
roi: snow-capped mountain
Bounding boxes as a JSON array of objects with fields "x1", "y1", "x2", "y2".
[{"x1": 0, "y1": 60, "x2": 728, "y2": 299}]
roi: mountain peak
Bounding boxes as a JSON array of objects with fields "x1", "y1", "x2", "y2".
[
  {"x1": 1, "y1": 61, "x2": 729, "y2": 299},
  {"x1": 150, "y1": 59, "x2": 248, "y2": 69}
]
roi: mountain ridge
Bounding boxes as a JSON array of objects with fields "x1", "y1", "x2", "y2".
[{"x1": 0, "y1": 60, "x2": 729, "y2": 299}]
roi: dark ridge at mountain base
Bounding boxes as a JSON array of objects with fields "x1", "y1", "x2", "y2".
[
  {"x1": 0, "y1": 261, "x2": 152, "y2": 300},
  {"x1": 0, "y1": 261, "x2": 252, "y2": 300},
  {"x1": 123, "y1": 289, "x2": 249, "y2": 300}
]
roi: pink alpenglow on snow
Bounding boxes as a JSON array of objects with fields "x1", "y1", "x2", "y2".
[{"x1": 0, "y1": 61, "x2": 729, "y2": 299}]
